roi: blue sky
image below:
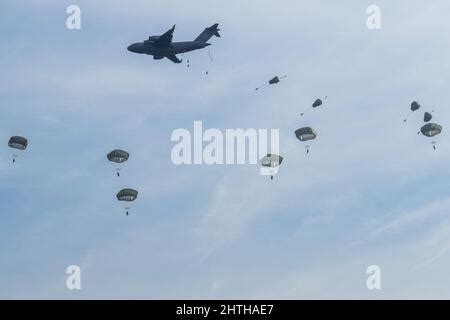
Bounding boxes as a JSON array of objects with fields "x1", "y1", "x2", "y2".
[{"x1": 1, "y1": 0, "x2": 450, "y2": 299}]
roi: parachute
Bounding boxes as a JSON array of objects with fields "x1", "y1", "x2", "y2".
[
  {"x1": 260, "y1": 154, "x2": 283, "y2": 180},
  {"x1": 411, "y1": 101, "x2": 421, "y2": 111},
  {"x1": 295, "y1": 127, "x2": 317, "y2": 154},
  {"x1": 295, "y1": 127, "x2": 317, "y2": 142},
  {"x1": 312, "y1": 99, "x2": 323, "y2": 108},
  {"x1": 8, "y1": 136, "x2": 28, "y2": 163},
  {"x1": 301, "y1": 97, "x2": 327, "y2": 116},
  {"x1": 107, "y1": 149, "x2": 129, "y2": 176},
  {"x1": 420, "y1": 123, "x2": 442, "y2": 150},
  {"x1": 424, "y1": 112, "x2": 432, "y2": 123},
  {"x1": 255, "y1": 75, "x2": 287, "y2": 91},
  {"x1": 420, "y1": 123, "x2": 442, "y2": 137},
  {"x1": 8, "y1": 136, "x2": 27, "y2": 150},
  {"x1": 116, "y1": 188, "x2": 138, "y2": 215},
  {"x1": 107, "y1": 149, "x2": 129, "y2": 163},
  {"x1": 269, "y1": 76, "x2": 280, "y2": 85},
  {"x1": 404, "y1": 101, "x2": 421, "y2": 122},
  {"x1": 117, "y1": 188, "x2": 138, "y2": 201}
]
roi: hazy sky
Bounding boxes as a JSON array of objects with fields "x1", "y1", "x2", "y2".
[{"x1": 1, "y1": 0, "x2": 450, "y2": 299}]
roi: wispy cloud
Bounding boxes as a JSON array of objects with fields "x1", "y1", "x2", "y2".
[{"x1": 2, "y1": 0, "x2": 450, "y2": 299}]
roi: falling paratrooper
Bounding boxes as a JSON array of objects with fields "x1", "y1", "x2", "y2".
[
  {"x1": 260, "y1": 154, "x2": 283, "y2": 180},
  {"x1": 403, "y1": 101, "x2": 420, "y2": 122},
  {"x1": 107, "y1": 149, "x2": 129, "y2": 177},
  {"x1": 295, "y1": 127, "x2": 317, "y2": 154},
  {"x1": 300, "y1": 96, "x2": 327, "y2": 116},
  {"x1": 255, "y1": 75, "x2": 287, "y2": 91},
  {"x1": 116, "y1": 188, "x2": 138, "y2": 216},
  {"x1": 8, "y1": 136, "x2": 28, "y2": 163},
  {"x1": 420, "y1": 123, "x2": 442, "y2": 150}
]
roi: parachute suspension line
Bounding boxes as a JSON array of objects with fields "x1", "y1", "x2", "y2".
[
  {"x1": 403, "y1": 113, "x2": 409, "y2": 122},
  {"x1": 206, "y1": 48, "x2": 213, "y2": 75},
  {"x1": 255, "y1": 83, "x2": 267, "y2": 91},
  {"x1": 208, "y1": 47, "x2": 213, "y2": 62},
  {"x1": 403, "y1": 111, "x2": 413, "y2": 123}
]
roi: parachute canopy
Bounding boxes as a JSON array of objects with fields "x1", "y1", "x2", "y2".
[
  {"x1": 116, "y1": 188, "x2": 138, "y2": 202},
  {"x1": 411, "y1": 101, "x2": 421, "y2": 112},
  {"x1": 295, "y1": 127, "x2": 317, "y2": 142},
  {"x1": 424, "y1": 112, "x2": 432, "y2": 123},
  {"x1": 312, "y1": 99, "x2": 323, "y2": 108},
  {"x1": 8, "y1": 136, "x2": 28, "y2": 150},
  {"x1": 107, "y1": 149, "x2": 129, "y2": 163},
  {"x1": 260, "y1": 154, "x2": 283, "y2": 167},
  {"x1": 269, "y1": 76, "x2": 280, "y2": 85},
  {"x1": 420, "y1": 123, "x2": 442, "y2": 137}
]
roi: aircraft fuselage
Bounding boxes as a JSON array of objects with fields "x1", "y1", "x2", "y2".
[{"x1": 127, "y1": 41, "x2": 210, "y2": 56}]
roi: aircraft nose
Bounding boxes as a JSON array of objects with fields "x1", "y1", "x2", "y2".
[{"x1": 127, "y1": 44, "x2": 136, "y2": 52}]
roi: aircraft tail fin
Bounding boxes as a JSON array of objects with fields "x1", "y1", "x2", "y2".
[{"x1": 194, "y1": 23, "x2": 220, "y2": 42}]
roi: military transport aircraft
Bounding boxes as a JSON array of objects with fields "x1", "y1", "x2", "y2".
[{"x1": 127, "y1": 24, "x2": 220, "y2": 63}]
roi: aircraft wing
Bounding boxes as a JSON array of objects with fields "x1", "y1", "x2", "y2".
[
  {"x1": 153, "y1": 25, "x2": 175, "y2": 47},
  {"x1": 165, "y1": 54, "x2": 183, "y2": 63}
]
